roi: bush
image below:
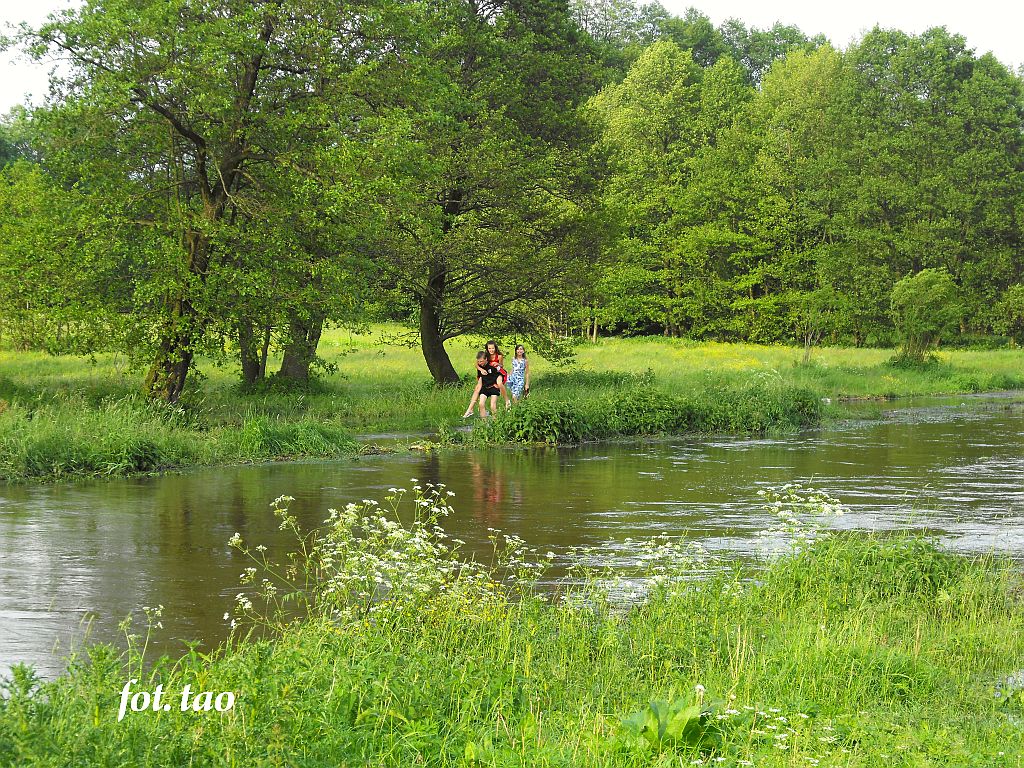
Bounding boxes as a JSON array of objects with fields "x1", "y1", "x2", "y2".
[
  {"x1": 889, "y1": 268, "x2": 962, "y2": 362},
  {"x1": 604, "y1": 389, "x2": 693, "y2": 433},
  {"x1": 477, "y1": 399, "x2": 587, "y2": 444},
  {"x1": 994, "y1": 284, "x2": 1024, "y2": 345}
]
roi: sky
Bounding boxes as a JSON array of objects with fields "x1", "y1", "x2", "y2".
[{"x1": 1, "y1": 0, "x2": 1021, "y2": 115}]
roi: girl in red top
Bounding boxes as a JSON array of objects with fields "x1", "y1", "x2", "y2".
[{"x1": 485, "y1": 340, "x2": 512, "y2": 410}]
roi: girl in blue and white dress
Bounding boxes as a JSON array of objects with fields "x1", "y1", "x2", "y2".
[{"x1": 506, "y1": 345, "x2": 530, "y2": 402}]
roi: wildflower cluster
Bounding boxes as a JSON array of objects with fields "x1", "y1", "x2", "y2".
[
  {"x1": 226, "y1": 480, "x2": 522, "y2": 632},
  {"x1": 757, "y1": 483, "x2": 848, "y2": 551},
  {"x1": 484, "y1": 527, "x2": 556, "y2": 593},
  {"x1": 570, "y1": 533, "x2": 708, "y2": 601},
  {"x1": 115, "y1": 604, "x2": 164, "y2": 677}
]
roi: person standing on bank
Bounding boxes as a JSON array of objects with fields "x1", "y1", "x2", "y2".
[
  {"x1": 474, "y1": 351, "x2": 501, "y2": 418},
  {"x1": 462, "y1": 351, "x2": 501, "y2": 418},
  {"x1": 484, "y1": 340, "x2": 512, "y2": 410},
  {"x1": 506, "y1": 344, "x2": 530, "y2": 402}
]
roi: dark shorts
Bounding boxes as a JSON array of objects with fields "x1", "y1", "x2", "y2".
[{"x1": 480, "y1": 386, "x2": 500, "y2": 397}]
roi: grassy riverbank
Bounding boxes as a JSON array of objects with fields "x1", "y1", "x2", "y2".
[
  {"x1": 1, "y1": 326, "x2": 1022, "y2": 481},
  {"x1": 2, "y1": 487, "x2": 1022, "y2": 766}
]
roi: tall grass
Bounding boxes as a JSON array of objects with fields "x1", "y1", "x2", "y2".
[
  {"x1": 1, "y1": 485, "x2": 1021, "y2": 765},
  {"x1": 0, "y1": 394, "x2": 356, "y2": 482},
  {"x1": 474, "y1": 375, "x2": 822, "y2": 444}
]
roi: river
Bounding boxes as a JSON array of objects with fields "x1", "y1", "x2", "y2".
[{"x1": 2, "y1": 393, "x2": 1022, "y2": 678}]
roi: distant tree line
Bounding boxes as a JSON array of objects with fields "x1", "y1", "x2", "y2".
[{"x1": 0, "y1": 0, "x2": 1021, "y2": 400}]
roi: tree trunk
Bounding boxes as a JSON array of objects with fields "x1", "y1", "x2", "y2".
[
  {"x1": 259, "y1": 321, "x2": 272, "y2": 379},
  {"x1": 278, "y1": 310, "x2": 325, "y2": 382},
  {"x1": 144, "y1": 296, "x2": 198, "y2": 404},
  {"x1": 144, "y1": 313, "x2": 195, "y2": 405},
  {"x1": 418, "y1": 188, "x2": 463, "y2": 386},
  {"x1": 238, "y1": 319, "x2": 261, "y2": 385},
  {"x1": 144, "y1": 222, "x2": 214, "y2": 402},
  {"x1": 420, "y1": 273, "x2": 460, "y2": 385}
]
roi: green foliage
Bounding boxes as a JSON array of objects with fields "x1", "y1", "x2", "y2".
[
  {"x1": 890, "y1": 268, "x2": 963, "y2": 362},
  {"x1": 0, "y1": 393, "x2": 356, "y2": 482},
  {"x1": 994, "y1": 284, "x2": 1024, "y2": 345},
  {"x1": 605, "y1": 388, "x2": 693, "y2": 433},
  {"x1": 768, "y1": 533, "x2": 972, "y2": 607},
  {"x1": 0, "y1": 396, "x2": 202, "y2": 481},
  {"x1": 617, "y1": 696, "x2": 726, "y2": 755},
  {"x1": 476, "y1": 379, "x2": 822, "y2": 444},
  {"x1": 235, "y1": 416, "x2": 354, "y2": 459},
  {"x1": 478, "y1": 399, "x2": 587, "y2": 444},
  {"x1": 584, "y1": 19, "x2": 1024, "y2": 347},
  {"x1": 0, "y1": 162, "x2": 122, "y2": 353},
  {"x1": 375, "y1": 0, "x2": 603, "y2": 383},
  {"x1": 535, "y1": 368, "x2": 654, "y2": 389},
  {"x1": 4, "y1": 1, "x2": 1024, "y2": 393},
  {"x1": 3, "y1": 327, "x2": 1023, "y2": 481}
]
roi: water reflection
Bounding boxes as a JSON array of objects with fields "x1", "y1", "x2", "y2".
[{"x1": 1, "y1": 395, "x2": 1022, "y2": 678}]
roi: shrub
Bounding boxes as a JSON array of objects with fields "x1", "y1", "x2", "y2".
[
  {"x1": 889, "y1": 268, "x2": 962, "y2": 362},
  {"x1": 994, "y1": 284, "x2": 1024, "y2": 345},
  {"x1": 477, "y1": 399, "x2": 586, "y2": 444},
  {"x1": 605, "y1": 389, "x2": 693, "y2": 433}
]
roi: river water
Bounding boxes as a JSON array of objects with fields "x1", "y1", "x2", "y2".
[{"x1": 2, "y1": 394, "x2": 1022, "y2": 678}]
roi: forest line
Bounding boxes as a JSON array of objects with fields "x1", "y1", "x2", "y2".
[{"x1": 0, "y1": 0, "x2": 1022, "y2": 401}]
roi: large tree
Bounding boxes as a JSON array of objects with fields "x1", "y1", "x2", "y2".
[
  {"x1": 381, "y1": 0, "x2": 603, "y2": 384},
  {"x1": 22, "y1": 0, "x2": 410, "y2": 400},
  {"x1": 836, "y1": 27, "x2": 1024, "y2": 338}
]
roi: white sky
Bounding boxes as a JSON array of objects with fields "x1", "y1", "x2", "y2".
[
  {"x1": 1, "y1": 0, "x2": 1022, "y2": 115},
  {"x1": 665, "y1": 0, "x2": 1023, "y2": 68}
]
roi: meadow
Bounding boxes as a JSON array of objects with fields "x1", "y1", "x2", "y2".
[
  {"x1": 0, "y1": 326, "x2": 1022, "y2": 482},
  {"x1": 1, "y1": 484, "x2": 1021, "y2": 766}
]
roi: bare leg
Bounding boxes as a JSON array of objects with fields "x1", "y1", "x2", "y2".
[
  {"x1": 497, "y1": 378, "x2": 511, "y2": 408},
  {"x1": 488, "y1": 395, "x2": 499, "y2": 417},
  {"x1": 477, "y1": 393, "x2": 487, "y2": 418},
  {"x1": 463, "y1": 379, "x2": 483, "y2": 417}
]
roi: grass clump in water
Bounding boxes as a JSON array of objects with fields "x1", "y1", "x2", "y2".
[
  {"x1": 0, "y1": 396, "x2": 206, "y2": 481},
  {"x1": 234, "y1": 414, "x2": 356, "y2": 460},
  {"x1": 477, "y1": 378, "x2": 823, "y2": 444},
  {"x1": 2, "y1": 484, "x2": 1022, "y2": 766}
]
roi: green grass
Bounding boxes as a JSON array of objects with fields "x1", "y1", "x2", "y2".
[
  {"x1": 1, "y1": 326, "x2": 1022, "y2": 481},
  {"x1": 2, "y1": 486, "x2": 1022, "y2": 766},
  {"x1": 0, "y1": 393, "x2": 357, "y2": 482}
]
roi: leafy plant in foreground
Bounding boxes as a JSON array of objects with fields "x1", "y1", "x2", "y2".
[{"x1": 616, "y1": 693, "x2": 728, "y2": 756}]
